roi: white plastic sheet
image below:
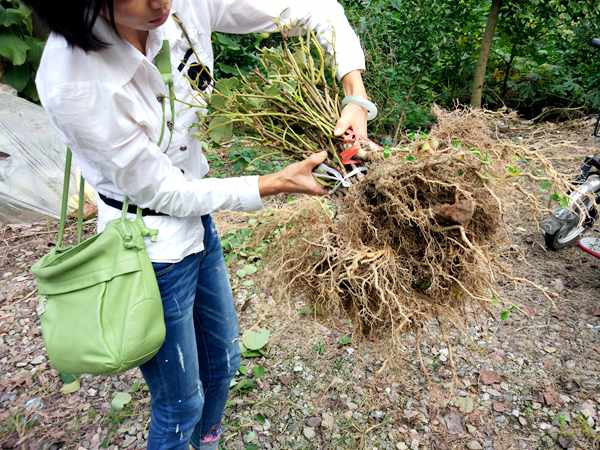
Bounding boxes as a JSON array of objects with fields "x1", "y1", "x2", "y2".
[{"x1": 0, "y1": 93, "x2": 93, "y2": 224}]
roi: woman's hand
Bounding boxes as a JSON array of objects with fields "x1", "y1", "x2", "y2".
[
  {"x1": 334, "y1": 70, "x2": 370, "y2": 139},
  {"x1": 258, "y1": 151, "x2": 328, "y2": 197},
  {"x1": 334, "y1": 103, "x2": 368, "y2": 138}
]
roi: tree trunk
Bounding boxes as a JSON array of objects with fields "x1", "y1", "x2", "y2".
[
  {"x1": 501, "y1": 43, "x2": 516, "y2": 101},
  {"x1": 470, "y1": 0, "x2": 502, "y2": 108}
]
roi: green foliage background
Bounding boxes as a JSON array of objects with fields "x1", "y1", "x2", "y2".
[
  {"x1": 0, "y1": 0, "x2": 44, "y2": 101},
  {"x1": 2, "y1": 0, "x2": 599, "y2": 133},
  {"x1": 212, "y1": 0, "x2": 600, "y2": 134}
]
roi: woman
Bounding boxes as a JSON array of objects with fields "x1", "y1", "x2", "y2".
[{"x1": 24, "y1": 0, "x2": 371, "y2": 448}]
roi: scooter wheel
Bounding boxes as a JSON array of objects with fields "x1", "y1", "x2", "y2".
[{"x1": 544, "y1": 225, "x2": 584, "y2": 251}]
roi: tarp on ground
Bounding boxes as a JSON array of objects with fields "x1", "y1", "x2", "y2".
[{"x1": 0, "y1": 93, "x2": 94, "y2": 224}]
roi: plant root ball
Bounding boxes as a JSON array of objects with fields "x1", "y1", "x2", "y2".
[{"x1": 270, "y1": 148, "x2": 503, "y2": 338}]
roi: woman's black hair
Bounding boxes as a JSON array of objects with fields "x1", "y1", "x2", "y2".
[{"x1": 21, "y1": 0, "x2": 118, "y2": 52}]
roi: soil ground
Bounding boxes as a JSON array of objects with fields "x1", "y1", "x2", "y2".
[{"x1": 1, "y1": 115, "x2": 599, "y2": 450}]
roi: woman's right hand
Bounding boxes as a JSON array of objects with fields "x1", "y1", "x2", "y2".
[{"x1": 258, "y1": 151, "x2": 329, "y2": 197}]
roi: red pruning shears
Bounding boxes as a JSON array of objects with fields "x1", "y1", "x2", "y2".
[
  {"x1": 312, "y1": 128, "x2": 368, "y2": 193},
  {"x1": 339, "y1": 128, "x2": 362, "y2": 165}
]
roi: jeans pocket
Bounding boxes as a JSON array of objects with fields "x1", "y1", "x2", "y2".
[{"x1": 153, "y1": 262, "x2": 176, "y2": 278}]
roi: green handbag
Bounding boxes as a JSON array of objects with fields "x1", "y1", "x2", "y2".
[
  {"x1": 31, "y1": 38, "x2": 179, "y2": 376},
  {"x1": 31, "y1": 149, "x2": 165, "y2": 375}
]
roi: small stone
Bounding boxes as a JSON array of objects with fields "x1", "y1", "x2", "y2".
[
  {"x1": 24, "y1": 398, "x2": 43, "y2": 411},
  {"x1": 479, "y1": 369, "x2": 501, "y2": 385},
  {"x1": 121, "y1": 435, "x2": 136, "y2": 448},
  {"x1": 481, "y1": 393, "x2": 490, "y2": 401},
  {"x1": 466, "y1": 440, "x2": 483, "y2": 450},
  {"x1": 558, "y1": 436, "x2": 572, "y2": 449},
  {"x1": 487, "y1": 388, "x2": 502, "y2": 397},
  {"x1": 466, "y1": 424, "x2": 477, "y2": 434},
  {"x1": 30, "y1": 355, "x2": 45, "y2": 365},
  {"x1": 305, "y1": 416, "x2": 321, "y2": 428},
  {"x1": 443, "y1": 411, "x2": 464, "y2": 435},
  {"x1": 293, "y1": 364, "x2": 303, "y2": 372},
  {"x1": 577, "y1": 401, "x2": 596, "y2": 419},
  {"x1": 347, "y1": 402, "x2": 358, "y2": 410},
  {"x1": 565, "y1": 360, "x2": 576, "y2": 370},
  {"x1": 16, "y1": 362, "x2": 27, "y2": 368},
  {"x1": 493, "y1": 401, "x2": 511, "y2": 413},
  {"x1": 544, "y1": 346, "x2": 558, "y2": 354},
  {"x1": 88, "y1": 388, "x2": 97, "y2": 397},
  {"x1": 543, "y1": 386, "x2": 561, "y2": 407},
  {"x1": 532, "y1": 402, "x2": 542, "y2": 410},
  {"x1": 551, "y1": 278, "x2": 565, "y2": 293},
  {"x1": 453, "y1": 396, "x2": 475, "y2": 414},
  {"x1": 371, "y1": 410, "x2": 385, "y2": 420},
  {"x1": 518, "y1": 417, "x2": 527, "y2": 426},
  {"x1": 303, "y1": 427, "x2": 316, "y2": 440},
  {"x1": 511, "y1": 409, "x2": 520, "y2": 417},
  {"x1": 396, "y1": 443, "x2": 409, "y2": 450},
  {"x1": 321, "y1": 413, "x2": 335, "y2": 429},
  {"x1": 587, "y1": 416, "x2": 595, "y2": 427}
]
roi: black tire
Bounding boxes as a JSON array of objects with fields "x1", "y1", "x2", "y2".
[{"x1": 544, "y1": 225, "x2": 583, "y2": 251}]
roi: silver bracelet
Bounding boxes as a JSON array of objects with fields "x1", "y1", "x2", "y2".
[{"x1": 341, "y1": 96, "x2": 378, "y2": 121}]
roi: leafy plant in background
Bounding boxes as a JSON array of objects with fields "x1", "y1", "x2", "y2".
[
  {"x1": 0, "y1": 0, "x2": 45, "y2": 101},
  {"x1": 212, "y1": 31, "x2": 282, "y2": 79}
]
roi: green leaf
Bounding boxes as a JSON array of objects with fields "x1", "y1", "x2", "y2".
[
  {"x1": 236, "y1": 264, "x2": 258, "y2": 278},
  {"x1": 58, "y1": 372, "x2": 78, "y2": 384},
  {"x1": 208, "y1": 117, "x2": 233, "y2": 143},
  {"x1": 539, "y1": 180, "x2": 552, "y2": 193},
  {"x1": 3, "y1": 63, "x2": 30, "y2": 91},
  {"x1": 253, "y1": 365, "x2": 266, "y2": 378},
  {"x1": 232, "y1": 378, "x2": 256, "y2": 393},
  {"x1": 337, "y1": 335, "x2": 352, "y2": 347},
  {"x1": 242, "y1": 328, "x2": 270, "y2": 351},
  {"x1": 0, "y1": 8, "x2": 28, "y2": 28},
  {"x1": 0, "y1": 34, "x2": 29, "y2": 65},
  {"x1": 25, "y1": 36, "x2": 44, "y2": 66},
  {"x1": 405, "y1": 155, "x2": 417, "y2": 162},
  {"x1": 241, "y1": 349, "x2": 263, "y2": 358},
  {"x1": 60, "y1": 379, "x2": 81, "y2": 395},
  {"x1": 111, "y1": 392, "x2": 132, "y2": 411},
  {"x1": 500, "y1": 309, "x2": 511, "y2": 321},
  {"x1": 506, "y1": 165, "x2": 521, "y2": 176},
  {"x1": 383, "y1": 146, "x2": 392, "y2": 159}
]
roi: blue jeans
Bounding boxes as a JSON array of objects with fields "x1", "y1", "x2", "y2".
[{"x1": 140, "y1": 215, "x2": 240, "y2": 450}]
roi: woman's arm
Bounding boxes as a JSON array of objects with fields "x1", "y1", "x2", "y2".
[{"x1": 44, "y1": 84, "x2": 325, "y2": 218}]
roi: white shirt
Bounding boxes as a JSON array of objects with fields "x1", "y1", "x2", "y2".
[{"x1": 35, "y1": 0, "x2": 365, "y2": 262}]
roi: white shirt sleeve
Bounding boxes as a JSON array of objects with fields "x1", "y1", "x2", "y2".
[
  {"x1": 204, "y1": 0, "x2": 365, "y2": 80},
  {"x1": 43, "y1": 82, "x2": 263, "y2": 218}
]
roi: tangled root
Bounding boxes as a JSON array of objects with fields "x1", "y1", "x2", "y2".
[{"x1": 265, "y1": 108, "x2": 565, "y2": 343}]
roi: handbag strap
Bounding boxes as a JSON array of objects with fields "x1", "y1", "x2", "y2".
[{"x1": 56, "y1": 148, "x2": 86, "y2": 249}]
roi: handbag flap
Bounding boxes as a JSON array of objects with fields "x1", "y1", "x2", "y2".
[{"x1": 33, "y1": 222, "x2": 143, "y2": 295}]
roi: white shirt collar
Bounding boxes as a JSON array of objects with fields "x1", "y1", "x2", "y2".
[{"x1": 91, "y1": 10, "x2": 181, "y2": 86}]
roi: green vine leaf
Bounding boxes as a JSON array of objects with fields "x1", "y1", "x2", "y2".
[{"x1": 0, "y1": 33, "x2": 29, "y2": 65}]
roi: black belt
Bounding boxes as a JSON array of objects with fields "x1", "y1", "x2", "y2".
[{"x1": 99, "y1": 193, "x2": 168, "y2": 217}]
